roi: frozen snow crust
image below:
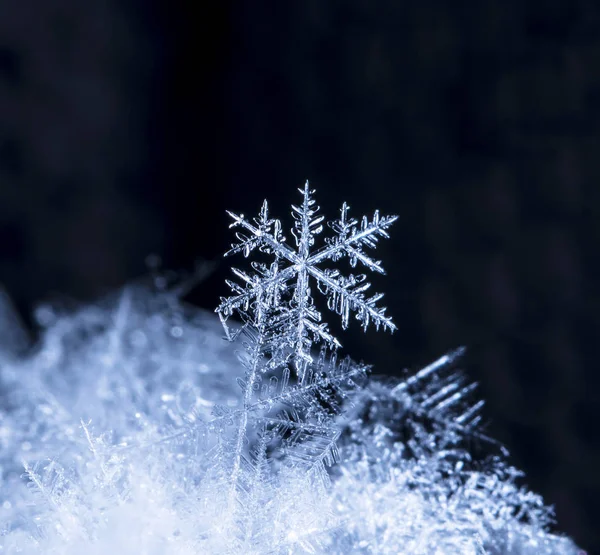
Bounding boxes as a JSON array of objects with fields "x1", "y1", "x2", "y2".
[{"x1": 0, "y1": 284, "x2": 580, "y2": 554}]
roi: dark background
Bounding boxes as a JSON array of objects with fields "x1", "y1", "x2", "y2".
[{"x1": 0, "y1": 1, "x2": 598, "y2": 551}]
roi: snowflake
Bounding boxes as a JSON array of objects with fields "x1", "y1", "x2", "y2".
[{"x1": 217, "y1": 181, "x2": 397, "y2": 378}]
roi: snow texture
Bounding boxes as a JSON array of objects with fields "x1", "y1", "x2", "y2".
[{"x1": 0, "y1": 183, "x2": 582, "y2": 553}]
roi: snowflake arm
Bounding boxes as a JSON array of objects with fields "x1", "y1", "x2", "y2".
[
  {"x1": 216, "y1": 264, "x2": 295, "y2": 317},
  {"x1": 312, "y1": 267, "x2": 396, "y2": 332},
  {"x1": 309, "y1": 203, "x2": 398, "y2": 272},
  {"x1": 290, "y1": 182, "x2": 325, "y2": 256},
  {"x1": 225, "y1": 201, "x2": 296, "y2": 261}
]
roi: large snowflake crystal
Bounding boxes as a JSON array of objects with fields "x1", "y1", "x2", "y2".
[{"x1": 217, "y1": 181, "x2": 397, "y2": 378}]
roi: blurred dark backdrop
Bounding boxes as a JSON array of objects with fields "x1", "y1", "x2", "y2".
[{"x1": 1, "y1": 1, "x2": 598, "y2": 551}]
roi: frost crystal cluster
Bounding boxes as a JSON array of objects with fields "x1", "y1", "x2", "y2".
[{"x1": 0, "y1": 183, "x2": 582, "y2": 554}]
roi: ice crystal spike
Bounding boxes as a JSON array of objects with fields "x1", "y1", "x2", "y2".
[{"x1": 217, "y1": 181, "x2": 397, "y2": 377}]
